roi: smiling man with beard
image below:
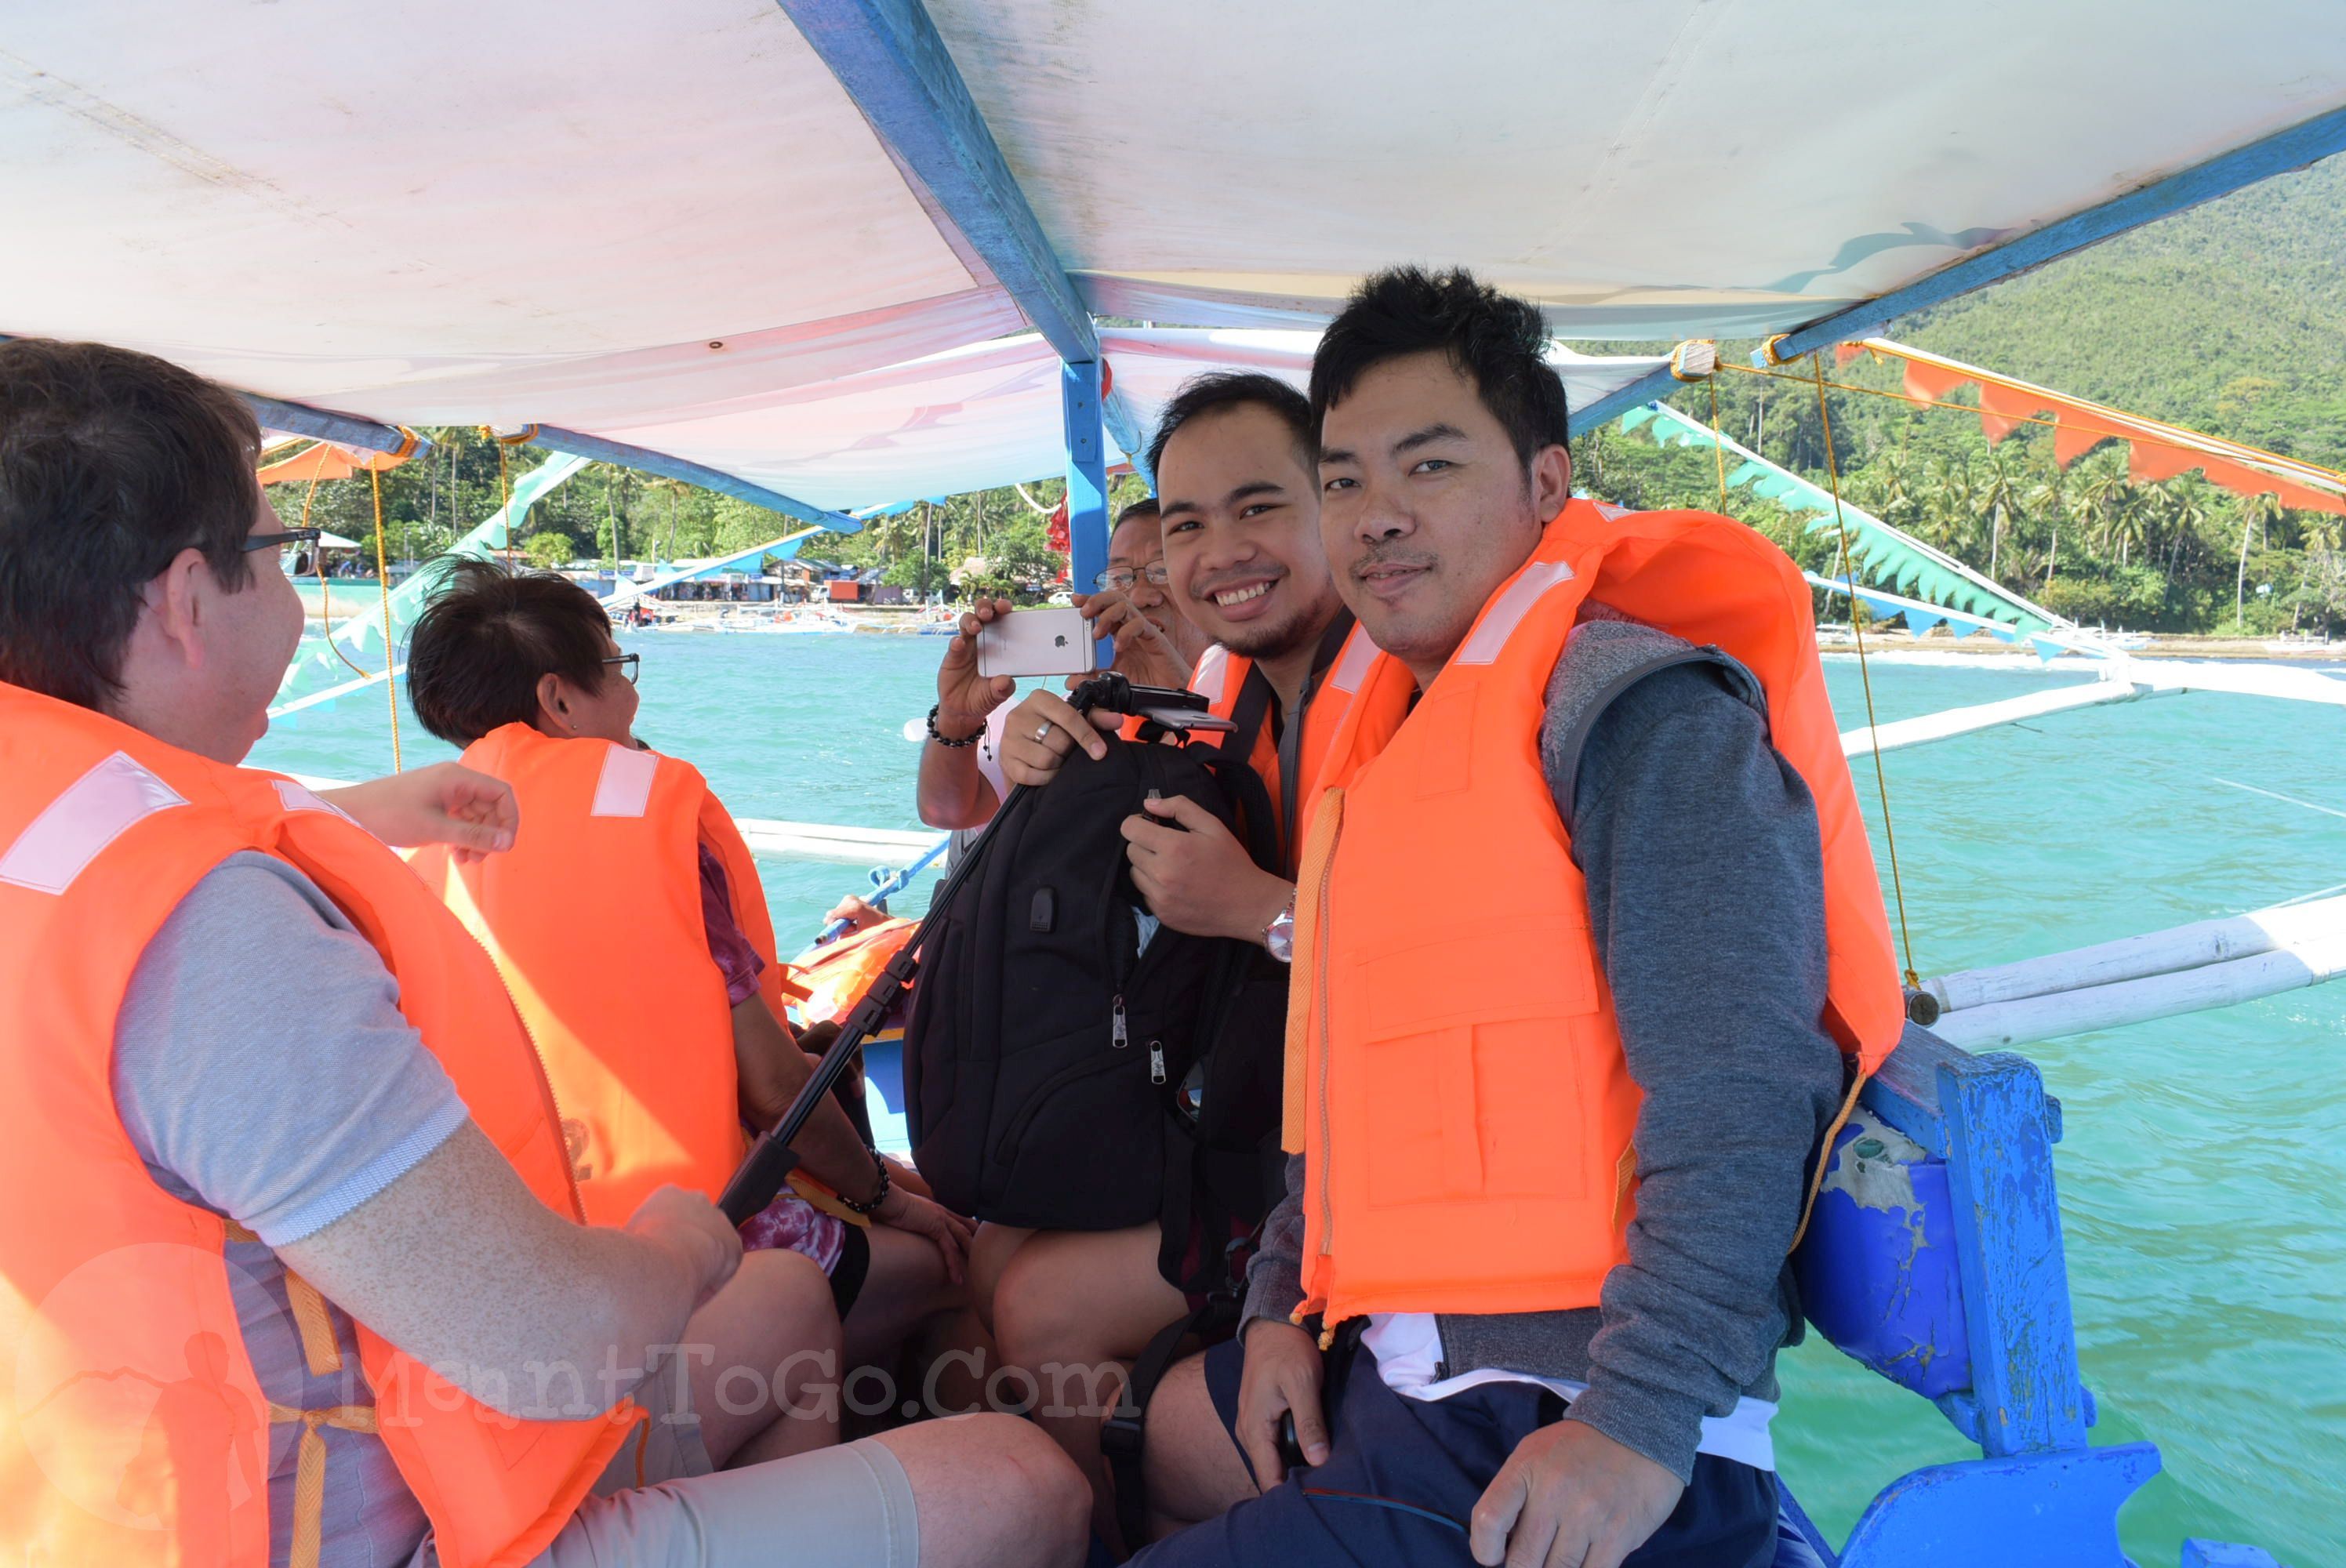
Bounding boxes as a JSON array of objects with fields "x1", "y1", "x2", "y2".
[
  {"x1": 1130, "y1": 270, "x2": 1904, "y2": 1568},
  {"x1": 984, "y1": 374, "x2": 1371, "y2": 1546}
]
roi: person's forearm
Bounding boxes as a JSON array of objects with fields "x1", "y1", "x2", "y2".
[
  {"x1": 733, "y1": 999, "x2": 882, "y2": 1203},
  {"x1": 916, "y1": 738, "x2": 999, "y2": 829},
  {"x1": 283, "y1": 1122, "x2": 707, "y2": 1419}
]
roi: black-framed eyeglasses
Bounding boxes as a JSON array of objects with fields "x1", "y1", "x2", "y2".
[
  {"x1": 1093, "y1": 562, "x2": 1171, "y2": 591},
  {"x1": 243, "y1": 527, "x2": 323, "y2": 566},
  {"x1": 601, "y1": 652, "x2": 641, "y2": 685}
]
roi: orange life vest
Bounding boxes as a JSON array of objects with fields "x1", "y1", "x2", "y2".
[
  {"x1": 1185, "y1": 618, "x2": 1376, "y2": 872},
  {"x1": 0, "y1": 683, "x2": 640, "y2": 1568},
  {"x1": 410, "y1": 724, "x2": 805, "y2": 1225},
  {"x1": 790, "y1": 916, "x2": 917, "y2": 1032},
  {"x1": 1286, "y1": 501, "x2": 1904, "y2": 1329}
]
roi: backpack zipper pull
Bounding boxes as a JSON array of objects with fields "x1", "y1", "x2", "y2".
[
  {"x1": 1149, "y1": 1040, "x2": 1167, "y2": 1084},
  {"x1": 1111, "y1": 994, "x2": 1129, "y2": 1049}
]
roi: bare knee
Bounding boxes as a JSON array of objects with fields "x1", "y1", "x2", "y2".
[
  {"x1": 993, "y1": 1244, "x2": 1093, "y2": 1368},
  {"x1": 984, "y1": 1415, "x2": 1091, "y2": 1556}
]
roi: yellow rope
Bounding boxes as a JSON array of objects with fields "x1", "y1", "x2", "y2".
[
  {"x1": 1705, "y1": 377, "x2": 1730, "y2": 515},
  {"x1": 298, "y1": 458, "x2": 376, "y2": 681},
  {"x1": 1806, "y1": 354, "x2": 1917, "y2": 985},
  {"x1": 369, "y1": 463, "x2": 402, "y2": 771},
  {"x1": 485, "y1": 429, "x2": 515, "y2": 564}
]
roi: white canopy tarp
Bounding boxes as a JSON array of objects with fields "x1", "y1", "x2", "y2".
[
  {"x1": 594, "y1": 328, "x2": 1667, "y2": 512},
  {"x1": 3, "y1": 1, "x2": 2341, "y2": 495}
]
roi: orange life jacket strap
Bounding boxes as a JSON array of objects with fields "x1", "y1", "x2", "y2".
[
  {"x1": 224, "y1": 1217, "x2": 343, "y2": 1377},
  {"x1": 267, "y1": 1401, "x2": 384, "y2": 1568}
]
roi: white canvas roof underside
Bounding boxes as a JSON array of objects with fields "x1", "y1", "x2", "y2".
[
  {"x1": 597, "y1": 328, "x2": 1667, "y2": 513},
  {"x1": 2, "y1": 0, "x2": 2341, "y2": 500}
]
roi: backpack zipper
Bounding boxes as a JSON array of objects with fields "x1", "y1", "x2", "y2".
[
  {"x1": 1149, "y1": 1040, "x2": 1167, "y2": 1084},
  {"x1": 1111, "y1": 993, "x2": 1129, "y2": 1048}
]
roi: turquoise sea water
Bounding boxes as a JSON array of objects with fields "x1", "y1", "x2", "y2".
[{"x1": 251, "y1": 630, "x2": 2346, "y2": 1566}]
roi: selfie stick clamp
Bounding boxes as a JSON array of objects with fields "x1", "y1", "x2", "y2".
[{"x1": 718, "y1": 672, "x2": 1208, "y2": 1223}]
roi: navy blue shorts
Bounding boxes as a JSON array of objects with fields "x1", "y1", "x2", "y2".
[{"x1": 1130, "y1": 1329, "x2": 1779, "y2": 1568}]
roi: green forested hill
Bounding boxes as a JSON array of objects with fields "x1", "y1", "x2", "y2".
[
  {"x1": 1578, "y1": 152, "x2": 2346, "y2": 635},
  {"x1": 1900, "y1": 154, "x2": 2346, "y2": 466}
]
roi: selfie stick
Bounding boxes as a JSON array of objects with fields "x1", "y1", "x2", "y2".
[{"x1": 718, "y1": 673, "x2": 1203, "y2": 1225}]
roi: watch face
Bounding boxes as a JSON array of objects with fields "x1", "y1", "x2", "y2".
[{"x1": 1265, "y1": 911, "x2": 1296, "y2": 963}]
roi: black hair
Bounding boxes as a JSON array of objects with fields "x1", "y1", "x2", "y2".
[
  {"x1": 0, "y1": 339, "x2": 261, "y2": 708},
  {"x1": 406, "y1": 558, "x2": 614, "y2": 746},
  {"x1": 1144, "y1": 372, "x2": 1316, "y2": 480},
  {"x1": 1113, "y1": 495, "x2": 1162, "y2": 531},
  {"x1": 1309, "y1": 267, "x2": 1569, "y2": 466}
]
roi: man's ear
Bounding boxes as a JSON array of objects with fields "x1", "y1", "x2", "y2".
[
  {"x1": 533, "y1": 671, "x2": 570, "y2": 734},
  {"x1": 1531, "y1": 444, "x2": 1574, "y2": 521},
  {"x1": 140, "y1": 547, "x2": 212, "y2": 670}
]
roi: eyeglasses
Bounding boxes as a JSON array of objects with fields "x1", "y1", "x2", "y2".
[
  {"x1": 1093, "y1": 562, "x2": 1171, "y2": 591},
  {"x1": 242, "y1": 527, "x2": 323, "y2": 567},
  {"x1": 601, "y1": 652, "x2": 641, "y2": 685}
]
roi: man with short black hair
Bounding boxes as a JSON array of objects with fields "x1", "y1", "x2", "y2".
[
  {"x1": 968, "y1": 372, "x2": 1375, "y2": 1544},
  {"x1": 1135, "y1": 270, "x2": 1904, "y2": 1568}
]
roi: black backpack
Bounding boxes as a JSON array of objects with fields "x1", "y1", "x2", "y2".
[{"x1": 902, "y1": 731, "x2": 1282, "y2": 1238}]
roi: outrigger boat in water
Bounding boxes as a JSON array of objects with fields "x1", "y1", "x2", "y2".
[{"x1": 5, "y1": 3, "x2": 2345, "y2": 1563}]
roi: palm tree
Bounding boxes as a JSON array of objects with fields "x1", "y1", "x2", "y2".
[
  {"x1": 1978, "y1": 450, "x2": 2024, "y2": 579},
  {"x1": 2238, "y1": 491, "x2": 2290, "y2": 630},
  {"x1": 2024, "y1": 463, "x2": 2073, "y2": 589}
]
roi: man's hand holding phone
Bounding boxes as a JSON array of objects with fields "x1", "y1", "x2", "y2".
[{"x1": 934, "y1": 597, "x2": 1017, "y2": 742}]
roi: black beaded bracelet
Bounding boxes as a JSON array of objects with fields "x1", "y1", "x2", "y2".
[
  {"x1": 836, "y1": 1147, "x2": 891, "y2": 1215},
  {"x1": 926, "y1": 703, "x2": 982, "y2": 747}
]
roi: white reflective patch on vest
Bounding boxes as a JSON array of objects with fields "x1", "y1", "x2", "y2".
[
  {"x1": 271, "y1": 779, "x2": 359, "y2": 825},
  {"x1": 1327, "y1": 626, "x2": 1379, "y2": 695},
  {"x1": 1190, "y1": 645, "x2": 1230, "y2": 704},
  {"x1": 1592, "y1": 501, "x2": 1628, "y2": 521},
  {"x1": 1454, "y1": 561, "x2": 1576, "y2": 666},
  {"x1": 589, "y1": 743, "x2": 659, "y2": 818},
  {"x1": 0, "y1": 751, "x2": 188, "y2": 895}
]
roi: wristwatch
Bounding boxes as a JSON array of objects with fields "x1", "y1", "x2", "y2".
[{"x1": 1261, "y1": 891, "x2": 1298, "y2": 964}]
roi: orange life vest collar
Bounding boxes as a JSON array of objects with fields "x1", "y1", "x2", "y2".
[
  {"x1": 1284, "y1": 501, "x2": 1903, "y2": 1328},
  {"x1": 1186, "y1": 615, "x2": 1376, "y2": 871}
]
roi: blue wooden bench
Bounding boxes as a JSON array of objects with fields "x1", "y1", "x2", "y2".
[{"x1": 1784, "y1": 1023, "x2": 2279, "y2": 1567}]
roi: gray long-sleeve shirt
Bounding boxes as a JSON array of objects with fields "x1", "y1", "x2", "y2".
[{"x1": 1242, "y1": 619, "x2": 1847, "y2": 1481}]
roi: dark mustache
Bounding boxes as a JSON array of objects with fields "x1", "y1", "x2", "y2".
[{"x1": 1350, "y1": 547, "x2": 1436, "y2": 579}]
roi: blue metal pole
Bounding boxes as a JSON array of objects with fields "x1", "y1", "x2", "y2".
[
  {"x1": 525, "y1": 426, "x2": 863, "y2": 532},
  {"x1": 1062, "y1": 358, "x2": 1109, "y2": 635},
  {"x1": 775, "y1": 0, "x2": 1150, "y2": 488},
  {"x1": 1763, "y1": 103, "x2": 2346, "y2": 368},
  {"x1": 1570, "y1": 101, "x2": 2346, "y2": 437},
  {"x1": 245, "y1": 393, "x2": 427, "y2": 456}
]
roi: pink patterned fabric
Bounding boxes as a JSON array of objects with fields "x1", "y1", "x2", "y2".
[{"x1": 739, "y1": 1190, "x2": 848, "y2": 1275}]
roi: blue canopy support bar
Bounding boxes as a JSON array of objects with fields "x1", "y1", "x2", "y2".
[
  {"x1": 245, "y1": 393, "x2": 427, "y2": 457},
  {"x1": 523, "y1": 426, "x2": 863, "y2": 533},
  {"x1": 774, "y1": 0, "x2": 1153, "y2": 489},
  {"x1": 1569, "y1": 101, "x2": 2346, "y2": 436},
  {"x1": 1062, "y1": 359, "x2": 1110, "y2": 619}
]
